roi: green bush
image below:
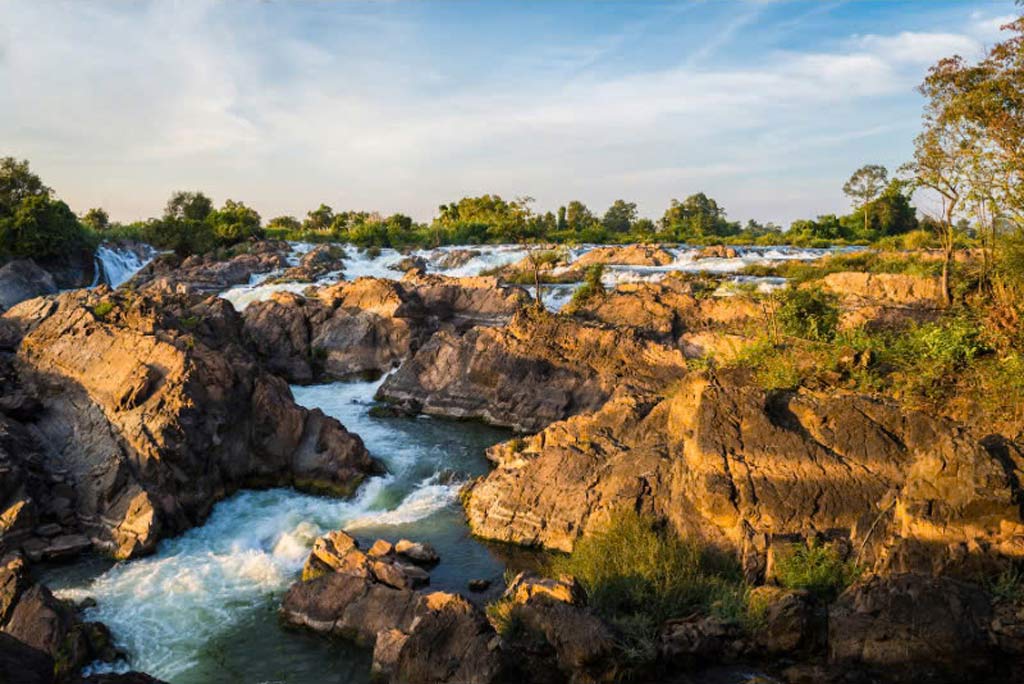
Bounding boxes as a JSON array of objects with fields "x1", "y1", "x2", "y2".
[
  {"x1": 773, "y1": 541, "x2": 860, "y2": 600},
  {"x1": 92, "y1": 301, "x2": 114, "y2": 319},
  {"x1": 776, "y1": 287, "x2": 840, "y2": 342},
  {"x1": 566, "y1": 264, "x2": 606, "y2": 311}
]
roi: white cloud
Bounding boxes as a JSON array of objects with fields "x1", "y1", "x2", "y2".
[{"x1": 0, "y1": 1, "x2": 1015, "y2": 227}]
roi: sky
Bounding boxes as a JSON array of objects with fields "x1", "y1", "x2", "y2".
[{"x1": 0, "y1": 0, "x2": 1019, "y2": 227}]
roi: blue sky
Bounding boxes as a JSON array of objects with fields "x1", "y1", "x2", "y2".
[{"x1": 0, "y1": 0, "x2": 1018, "y2": 226}]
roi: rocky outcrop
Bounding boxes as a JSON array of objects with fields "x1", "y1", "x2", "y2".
[
  {"x1": 817, "y1": 272, "x2": 944, "y2": 330},
  {"x1": 464, "y1": 371, "x2": 1024, "y2": 577},
  {"x1": 281, "y1": 530, "x2": 502, "y2": 684},
  {"x1": 431, "y1": 248, "x2": 481, "y2": 270},
  {"x1": 0, "y1": 260, "x2": 58, "y2": 311},
  {"x1": 568, "y1": 277, "x2": 762, "y2": 345},
  {"x1": 0, "y1": 554, "x2": 121, "y2": 679},
  {"x1": 828, "y1": 574, "x2": 996, "y2": 682},
  {"x1": 378, "y1": 309, "x2": 688, "y2": 432},
  {"x1": 243, "y1": 274, "x2": 530, "y2": 382},
  {"x1": 573, "y1": 244, "x2": 676, "y2": 268},
  {"x1": 1, "y1": 289, "x2": 378, "y2": 559},
  {"x1": 129, "y1": 241, "x2": 290, "y2": 294},
  {"x1": 275, "y1": 244, "x2": 345, "y2": 283},
  {"x1": 389, "y1": 256, "x2": 427, "y2": 274},
  {"x1": 695, "y1": 245, "x2": 739, "y2": 259}
]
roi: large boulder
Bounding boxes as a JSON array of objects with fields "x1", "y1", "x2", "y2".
[
  {"x1": 0, "y1": 261, "x2": 57, "y2": 311},
  {"x1": 828, "y1": 574, "x2": 995, "y2": 682},
  {"x1": 281, "y1": 530, "x2": 502, "y2": 684},
  {"x1": 573, "y1": 244, "x2": 676, "y2": 268},
  {"x1": 379, "y1": 310, "x2": 688, "y2": 432},
  {"x1": 2, "y1": 290, "x2": 379, "y2": 559},
  {"x1": 817, "y1": 272, "x2": 944, "y2": 330}
]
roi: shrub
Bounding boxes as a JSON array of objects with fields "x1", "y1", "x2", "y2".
[
  {"x1": 551, "y1": 511, "x2": 747, "y2": 666},
  {"x1": 776, "y1": 287, "x2": 839, "y2": 342},
  {"x1": 92, "y1": 301, "x2": 114, "y2": 319},
  {"x1": 773, "y1": 541, "x2": 860, "y2": 600},
  {"x1": 989, "y1": 563, "x2": 1024, "y2": 603},
  {"x1": 566, "y1": 264, "x2": 606, "y2": 311}
]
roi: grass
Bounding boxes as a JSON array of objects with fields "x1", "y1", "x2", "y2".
[
  {"x1": 564, "y1": 264, "x2": 606, "y2": 312},
  {"x1": 773, "y1": 541, "x2": 861, "y2": 601},
  {"x1": 548, "y1": 510, "x2": 751, "y2": 669},
  {"x1": 988, "y1": 563, "x2": 1024, "y2": 603},
  {"x1": 738, "y1": 250, "x2": 943, "y2": 283}
]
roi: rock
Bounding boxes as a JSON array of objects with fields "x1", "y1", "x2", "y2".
[
  {"x1": 695, "y1": 245, "x2": 739, "y2": 259},
  {"x1": 503, "y1": 572, "x2": 582, "y2": 606},
  {"x1": 0, "y1": 583, "x2": 106, "y2": 677},
  {"x1": 0, "y1": 260, "x2": 57, "y2": 311},
  {"x1": 371, "y1": 627, "x2": 409, "y2": 679},
  {"x1": 0, "y1": 553, "x2": 27, "y2": 624},
  {"x1": 659, "y1": 614, "x2": 749, "y2": 664},
  {"x1": 464, "y1": 370, "x2": 1024, "y2": 575},
  {"x1": 512, "y1": 595, "x2": 615, "y2": 676},
  {"x1": 243, "y1": 274, "x2": 529, "y2": 382},
  {"x1": 431, "y1": 248, "x2": 481, "y2": 270},
  {"x1": 129, "y1": 241, "x2": 291, "y2": 293},
  {"x1": 748, "y1": 586, "x2": 825, "y2": 655},
  {"x1": 75, "y1": 675, "x2": 169, "y2": 684},
  {"x1": 468, "y1": 579, "x2": 491, "y2": 592},
  {"x1": 828, "y1": 574, "x2": 995, "y2": 682},
  {"x1": 390, "y1": 256, "x2": 427, "y2": 274},
  {"x1": 394, "y1": 539, "x2": 439, "y2": 565},
  {"x1": 3, "y1": 290, "x2": 379, "y2": 558},
  {"x1": 276, "y1": 244, "x2": 345, "y2": 283},
  {"x1": 378, "y1": 310, "x2": 687, "y2": 432},
  {"x1": 0, "y1": 631, "x2": 52, "y2": 684},
  {"x1": 573, "y1": 244, "x2": 676, "y2": 268},
  {"x1": 817, "y1": 272, "x2": 944, "y2": 330},
  {"x1": 368, "y1": 539, "x2": 395, "y2": 558},
  {"x1": 392, "y1": 592, "x2": 503, "y2": 684}
]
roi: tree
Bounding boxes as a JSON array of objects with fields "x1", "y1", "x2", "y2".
[
  {"x1": 843, "y1": 165, "x2": 889, "y2": 237},
  {"x1": 208, "y1": 199, "x2": 262, "y2": 244},
  {"x1": 305, "y1": 204, "x2": 335, "y2": 232},
  {"x1": 267, "y1": 215, "x2": 301, "y2": 232},
  {"x1": 602, "y1": 200, "x2": 638, "y2": 234},
  {"x1": 0, "y1": 157, "x2": 50, "y2": 219},
  {"x1": 565, "y1": 201, "x2": 597, "y2": 233},
  {"x1": 906, "y1": 121, "x2": 973, "y2": 305},
  {"x1": 556, "y1": 205, "x2": 567, "y2": 231},
  {"x1": 1, "y1": 195, "x2": 85, "y2": 259},
  {"x1": 164, "y1": 191, "x2": 213, "y2": 223},
  {"x1": 660, "y1": 193, "x2": 735, "y2": 239},
  {"x1": 82, "y1": 207, "x2": 110, "y2": 232}
]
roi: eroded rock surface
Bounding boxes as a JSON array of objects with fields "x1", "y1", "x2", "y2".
[
  {"x1": 129, "y1": 241, "x2": 290, "y2": 294},
  {"x1": 465, "y1": 371, "x2": 1024, "y2": 577},
  {"x1": 378, "y1": 309, "x2": 688, "y2": 432},
  {"x1": 1, "y1": 289, "x2": 378, "y2": 559},
  {"x1": 243, "y1": 274, "x2": 530, "y2": 382}
]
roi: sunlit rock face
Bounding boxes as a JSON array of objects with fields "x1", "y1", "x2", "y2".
[{"x1": 1, "y1": 288, "x2": 379, "y2": 559}]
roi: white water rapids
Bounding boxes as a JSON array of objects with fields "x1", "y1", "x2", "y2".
[
  {"x1": 48, "y1": 377, "x2": 510, "y2": 683},
  {"x1": 92, "y1": 244, "x2": 156, "y2": 288},
  {"x1": 219, "y1": 242, "x2": 842, "y2": 312}
]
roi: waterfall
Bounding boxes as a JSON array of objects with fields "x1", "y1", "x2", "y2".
[{"x1": 93, "y1": 244, "x2": 155, "y2": 288}]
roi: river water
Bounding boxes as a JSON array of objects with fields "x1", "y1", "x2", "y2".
[
  {"x1": 43, "y1": 241, "x2": 837, "y2": 682},
  {"x1": 44, "y1": 377, "x2": 511, "y2": 683}
]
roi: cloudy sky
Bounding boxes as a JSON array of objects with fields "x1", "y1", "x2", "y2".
[{"x1": 0, "y1": 0, "x2": 1018, "y2": 226}]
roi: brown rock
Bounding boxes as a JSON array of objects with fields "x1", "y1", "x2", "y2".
[
  {"x1": 696, "y1": 245, "x2": 739, "y2": 259},
  {"x1": 828, "y1": 574, "x2": 995, "y2": 682},
  {"x1": 394, "y1": 539, "x2": 439, "y2": 565},
  {"x1": 4, "y1": 290, "x2": 379, "y2": 558},
  {"x1": 573, "y1": 244, "x2": 676, "y2": 268}
]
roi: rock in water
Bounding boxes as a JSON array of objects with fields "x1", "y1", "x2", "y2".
[{"x1": 2, "y1": 290, "x2": 379, "y2": 559}]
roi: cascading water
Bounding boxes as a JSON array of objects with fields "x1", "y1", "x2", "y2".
[
  {"x1": 46, "y1": 376, "x2": 511, "y2": 683},
  {"x1": 93, "y1": 244, "x2": 156, "y2": 288}
]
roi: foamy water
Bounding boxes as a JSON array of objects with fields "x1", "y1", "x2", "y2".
[
  {"x1": 49, "y1": 376, "x2": 510, "y2": 683},
  {"x1": 218, "y1": 241, "x2": 837, "y2": 313},
  {"x1": 93, "y1": 244, "x2": 156, "y2": 288}
]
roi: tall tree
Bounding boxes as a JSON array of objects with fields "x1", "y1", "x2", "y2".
[
  {"x1": 0, "y1": 157, "x2": 50, "y2": 219},
  {"x1": 602, "y1": 200, "x2": 638, "y2": 234},
  {"x1": 82, "y1": 207, "x2": 110, "y2": 232},
  {"x1": 843, "y1": 165, "x2": 889, "y2": 236}
]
